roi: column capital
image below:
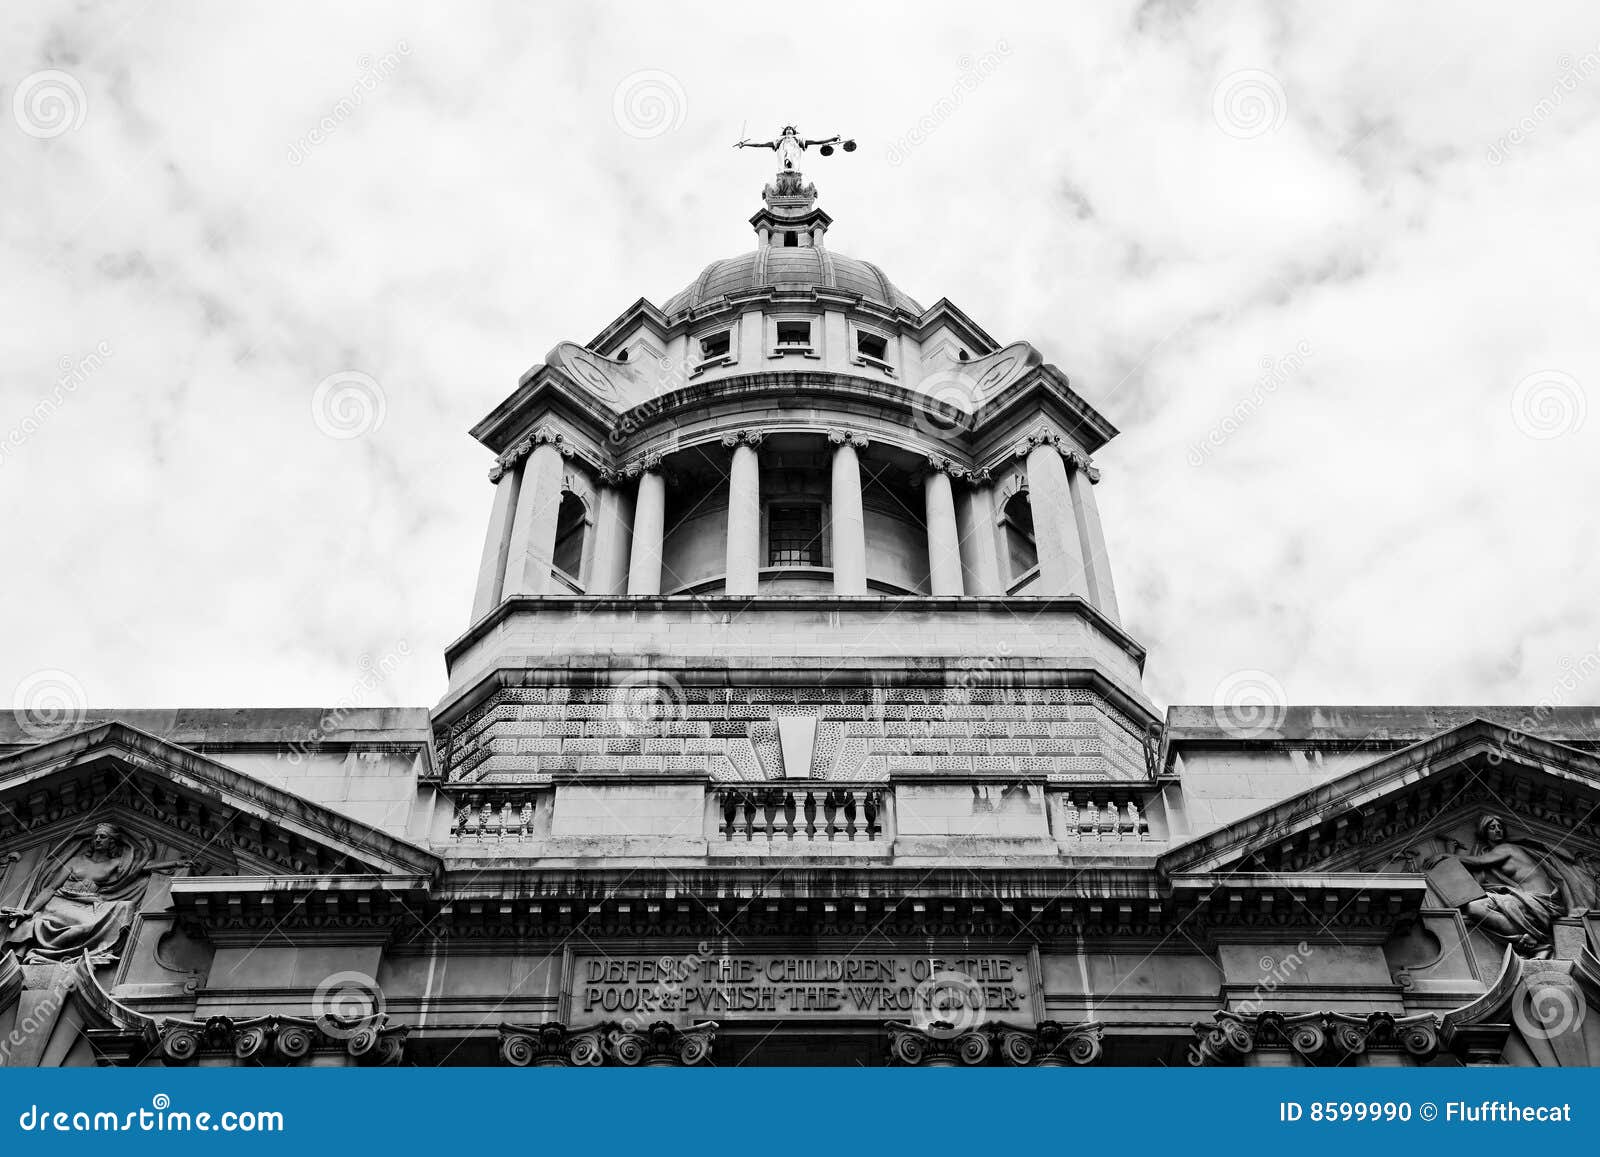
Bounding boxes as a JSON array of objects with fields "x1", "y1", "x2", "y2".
[
  {"x1": 1012, "y1": 426, "x2": 1100, "y2": 481},
  {"x1": 499, "y1": 1021, "x2": 606, "y2": 1067},
  {"x1": 489, "y1": 425, "x2": 572, "y2": 482},
  {"x1": 609, "y1": 1020, "x2": 718, "y2": 1066},
  {"x1": 885, "y1": 1020, "x2": 1102, "y2": 1067},
  {"x1": 720, "y1": 429, "x2": 765, "y2": 449},
  {"x1": 621, "y1": 451, "x2": 664, "y2": 479},
  {"x1": 926, "y1": 454, "x2": 971, "y2": 480},
  {"x1": 1189, "y1": 1010, "x2": 1441, "y2": 1067},
  {"x1": 828, "y1": 429, "x2": 870, "y2": 450}
]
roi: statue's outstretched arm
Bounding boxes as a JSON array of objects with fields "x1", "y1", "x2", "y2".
[
  {"x1": 802, "y1": 136, "x2": 841, "y2": 147},
  {"x1": 734, "y1": 138, "x2": 778, "y2": 150}
]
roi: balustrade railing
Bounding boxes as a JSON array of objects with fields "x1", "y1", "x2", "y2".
[
  {"x1": 448, "y1": 792, "x2": 542, "y2": 844},
  {"x1": 1057, "y1": 796, "x2": 1149, "y2": 842},
  {"x1": 716, "y1": 786, "x2": 885, "y2": 843}
]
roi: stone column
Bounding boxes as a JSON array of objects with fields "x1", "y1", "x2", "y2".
[
  {"x1": 723, "y1": 430, "x2": 763, "y2": 595},
  {"x1": 503, "y1": 429, "x2": 569, "y2": 597},
  {"x1": 590, "y1": 472, "x2": 634, "y2": 596},
  {"x1": 828, "y1": 431, "x2": 869, "y2": 594},
  {"x1": 923, "y1": 458, "x2": 965, "y2": 596},
  {"x1": 470, "y1": 459, "x2": 522, "y2": 620},
  {"x1": 1022, "y1": 431, "x2": 1088, "y2": 598},
  {"x1": 1066, "y1": 452, "x2": 1120, "y2": 621},
  {"x1": 954, "y1": 471, "x2": 1001, "y2": 595},
  {"x1": 626, "y1": 455, "x2": 665, "y2": 596}
]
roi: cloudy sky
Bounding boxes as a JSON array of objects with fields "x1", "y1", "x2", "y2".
[{"x1": 2, "y1": 1, "x2": 1597, "y2": 718}]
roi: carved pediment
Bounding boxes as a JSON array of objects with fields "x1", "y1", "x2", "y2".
[
  {"x1": 0, "y1": 722, "x2": 440, "y2": 881},
  {"x1": 1161, "y1": 721, "x2": 1600, "y2": 958},
  {"x1": 1162, "y1": 720, "x2": 1600, "y2": 879}
]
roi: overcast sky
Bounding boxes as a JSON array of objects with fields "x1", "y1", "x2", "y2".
[{"x1": 3, "y1": 1, "x2": 1598, "y2": 720}]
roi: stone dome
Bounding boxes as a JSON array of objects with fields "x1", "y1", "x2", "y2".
[{"x1": 662, "y1": 248, "x2": 923, "y2": 316}]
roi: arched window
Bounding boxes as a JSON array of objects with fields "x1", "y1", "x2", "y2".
[
  {"x1": 1001, "y1": 490, "x2": 1038, "y2": 580},
  {"x1": 551, "y1": 492, "x2": 587, "y2": 588}
]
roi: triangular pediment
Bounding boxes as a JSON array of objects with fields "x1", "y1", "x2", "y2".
[
  {"x1": 0, "y1": 721, "x2": 439, "y2": 879},
  {"x1": 1160, "y1": 719, "x2": 1600, "y2": 879}
]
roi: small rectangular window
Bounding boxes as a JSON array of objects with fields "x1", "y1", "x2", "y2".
[
  {"x1": 856, "y1": 331, "x2": 889, "y2": 362},
  {"x1": 767, "y1": 503, "x2": 823, "y2": 567},
  {"x1": 776, "y1": 321, "x2": 811, "y2": 347},
  {"x1": 699, "y1": 330, "x2": 731, "y2": 361}
]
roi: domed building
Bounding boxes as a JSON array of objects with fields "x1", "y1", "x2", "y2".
[{"x1": 3, "y1": 159, "x2": 1599, "y2": 1069}]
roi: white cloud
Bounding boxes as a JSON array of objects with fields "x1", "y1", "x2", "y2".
[{"x1": 1, "y1": 0, "x2": 1596, "y2": 713}]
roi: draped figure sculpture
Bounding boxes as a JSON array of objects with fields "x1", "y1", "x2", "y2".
[
  {"x1": 1434, "y1": 813, "x2": 1598, "y2": 957},
  {"x1": 1, "y1": 822, "x2": 188, "y2": 966}
]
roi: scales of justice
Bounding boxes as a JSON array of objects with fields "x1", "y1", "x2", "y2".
[{"x1": 734, "y1": 125, "x2": 857, "y2": 172}]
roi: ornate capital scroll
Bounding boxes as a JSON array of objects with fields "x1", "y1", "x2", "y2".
[
  {"x1": 621, "y1": 451, "x2": 664, "y2": 479},
  {"x1": 720, "y1": 429, "x2": 765, "y2": 449},
  {"x1": 488, "y1": 424, "x2": 574, "y2": 482},
  {"x1": 1189, "y1": 1010, "x2": 1440, "y2": 1067},
  {"x1": 157, "y1": 1013, "x2": 408, "y2": 1067},
  {"x1": 886, "y1": 1020, "x2": 1103, "y2": 1067},
  {"x1": 925, "y1": 454, "x2": 971, "y2": 481},
  {"x1": 499, "y1": 1021, "x2": 606, "y2": 1067},
  {"x1": 608, "y1": 1020, "x2": 717, "y2": 1067},
  {"x1": 1010, "y1": 427, "x2": 1100, "y2": 482},
  {"x1": 827, "y1": 430, "x2": 870, "y2": 450}
]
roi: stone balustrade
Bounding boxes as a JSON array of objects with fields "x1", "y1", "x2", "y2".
[
  {"x1": 447, "y1": 791, "x2": 544, "y2": 844},
  {"x1": 716, "y1": 785, "x2": 885, "y2": 844}
]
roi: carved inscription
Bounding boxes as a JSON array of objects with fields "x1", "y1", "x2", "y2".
[{"x1": 574, "y1": 953, "x2": 1030, "y2": 1022}]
